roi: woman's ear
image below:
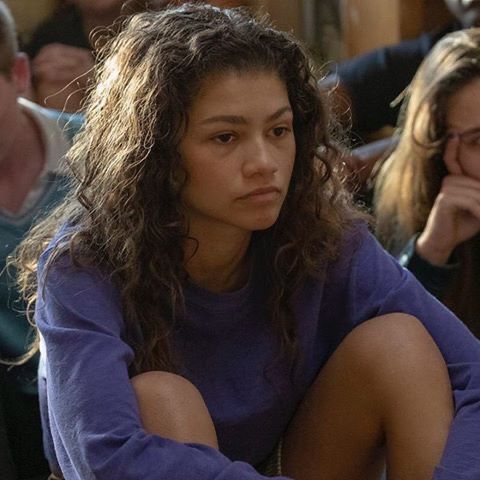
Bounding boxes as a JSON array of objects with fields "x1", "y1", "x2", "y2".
[{"x1": 11, "y1": 53, "x2": 31, "y2": 96}]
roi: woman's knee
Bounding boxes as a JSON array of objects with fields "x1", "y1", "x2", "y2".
[
  {"x1": 341, "y1": 313, "x2": 453, "y2": 416},
  {"x1": 131, "y1": 371, "x2": 218, "y2": 448},
  {"x1": 282, "y1": 314, "x2": 452, "y2": 480},
  {"x1": 341, "y1": 313, "x2": 445, "y2": 371}
]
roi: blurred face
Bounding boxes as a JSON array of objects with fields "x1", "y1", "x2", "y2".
[
  {"x1": 444, "y1": 0, "x2": 480, "y2": 27},
  {"x1": 179, "y1": 70, "x2": 296, "y2": 237},
  {"x1": 445, "y1": 77, "x2": 480, "y2": 180}
]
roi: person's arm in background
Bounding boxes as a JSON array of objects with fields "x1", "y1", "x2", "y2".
[{"x1": 397, "y1": 234, "x2": 458, "y2": 300}]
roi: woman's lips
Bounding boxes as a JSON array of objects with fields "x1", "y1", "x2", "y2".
[{"x1": 239, "y1": 186, "x2": 281, "y2": 202}]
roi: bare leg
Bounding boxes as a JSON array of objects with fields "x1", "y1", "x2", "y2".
[
  {"x1": 283, "y1": 314, "x2": 453, "y2": 480},
  {"x1": 131, "y1": 371, "x2": 218, "y2": 448}
]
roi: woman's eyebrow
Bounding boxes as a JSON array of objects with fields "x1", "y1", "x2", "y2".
[
  {"x1": 199, "y1": 105, "x2": 292, "y2": 125},
  {"x1": 448, "y1": 126, "x2": 480, "y2": 136},
  {"x1": 268, "y1": 105, "x2": 293, "y2": 121}
]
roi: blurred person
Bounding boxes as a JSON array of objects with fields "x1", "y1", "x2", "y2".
[
  {"x1": 374, "y1": 28, "x2": 480, "y2": 338},
  {"x1": 0, "y1": 2, "x2": 81, "y2": 478}
]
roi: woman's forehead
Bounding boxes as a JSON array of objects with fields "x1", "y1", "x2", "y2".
[{"x1": 188, "y1": 70, "x2": 290, "y2": 118}]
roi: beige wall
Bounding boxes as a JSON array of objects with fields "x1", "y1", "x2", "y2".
[
  {"x1": 257, "y1": 0, "x2": 304, "y2": 39},
  {"x1": 340, "y1": 0, "x2": 453, "y2": 58},
  {"x1": 341, "y1": 0, "x2": 399, "y2": 58},
  {"x1": 5, "y1": 0, "x2": 58, "y2": 42}
]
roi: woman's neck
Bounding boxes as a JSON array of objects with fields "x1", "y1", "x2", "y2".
[{"x1": 184, "y1": 226, "x2": 252, "y2": 293}]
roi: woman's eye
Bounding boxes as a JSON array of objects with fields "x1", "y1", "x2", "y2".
[
  {"x1": 272, "y1": 126, "x2": 290, "y2": 137},
  {"x1": 215, "y1": 133, "x2": 235, "y2": 144}
]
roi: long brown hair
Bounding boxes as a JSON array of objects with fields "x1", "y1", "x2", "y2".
[
  {"x1": 15, "y1": 3, "x2": 359, "y2": 373},
  {"x1": 374, "y1": 28, "x2": 480, "y2": 335}
]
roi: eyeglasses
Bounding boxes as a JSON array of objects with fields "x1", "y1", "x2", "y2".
[{"x1": 447, "y1": 128, "x2": 480, "y2": 149}]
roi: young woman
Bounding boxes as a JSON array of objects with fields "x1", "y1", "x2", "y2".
[
  {"x1": 14, "y1": 4, "x2": 480, "y2": 480},
  {"x1": 375, "y1": 28, "x2": 480, "y2": 338}
]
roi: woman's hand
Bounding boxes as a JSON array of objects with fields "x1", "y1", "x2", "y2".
[
  {"x1": 32, "y1": 43, "x2": 93, "y2": 84},
  {"x1": 416, "y1": 135, "x2": 480, "y2": 265},
  {"x1": 32, "y1": 43, "x2": 94, "y2": 111}
]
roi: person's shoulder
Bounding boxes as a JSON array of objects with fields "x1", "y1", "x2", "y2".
[
  {"x1": 327, "y1": 221, "x2": 389, "y2": 276},
  {"x1": 38, "y1": 222, "x2": 76, "y2": 272},
  {"x1": 386, "y1": 21, "x2": 458, "y2": 53},
  {"x1": 338, "y1": 220, "x2": 372, "y2": 254},
  {"x1": 425, "y1": 21, "x2": 460, "y2": 49},
  {"x1": 39, "y1": 223, "x2": 114, "y2": 301},
  {"x1": 45, "y1": 109, "x2": 83, "y2": 142},
  {"x1": 19, "y1": 97, "x2": 83, "y2": 142}
]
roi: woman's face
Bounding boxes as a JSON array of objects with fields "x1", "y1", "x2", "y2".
[
  {"x1": 445, "y1": 76, "x2": 480, "y2": 180},
  {"x1": 179, "y1": 70, "x2": 296, "y2": 238}
]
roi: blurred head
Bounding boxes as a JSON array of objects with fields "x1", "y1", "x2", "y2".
[{"x1": 444, "y1": 0, "x2": 480, "y2": 28}]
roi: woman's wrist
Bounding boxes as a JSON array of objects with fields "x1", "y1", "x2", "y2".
[{"x1": 415, "y1": 233, "x2": 455, "y2": 266}]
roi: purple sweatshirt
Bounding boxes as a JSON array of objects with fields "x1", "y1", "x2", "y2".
[{"x1": 36, "y1": 225, "x2": 480, "y2": 480}]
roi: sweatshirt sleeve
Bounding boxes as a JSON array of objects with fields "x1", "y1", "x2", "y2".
[
  {"x1": 344, "y1": 228, "x2": 480, "y2": 480},
  {"x1": 36, "y1": 253, "x2": 289, "y2": 480},
  {"x1": 396, "y1": 234, "x2": 458, "y2": 300}
]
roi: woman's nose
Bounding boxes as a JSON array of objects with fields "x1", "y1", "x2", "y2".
[{"x1": 242, "y1": 138, "x2": 278, "y2": 177}]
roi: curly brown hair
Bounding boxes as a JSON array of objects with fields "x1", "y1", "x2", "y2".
[{"x1": 15, "y1": 3, "x2": 359, "y2": 373}]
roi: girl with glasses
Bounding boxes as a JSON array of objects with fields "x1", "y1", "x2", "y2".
[{"x1": 375, "y1": 28, "x2": 480, "y2": 338}]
